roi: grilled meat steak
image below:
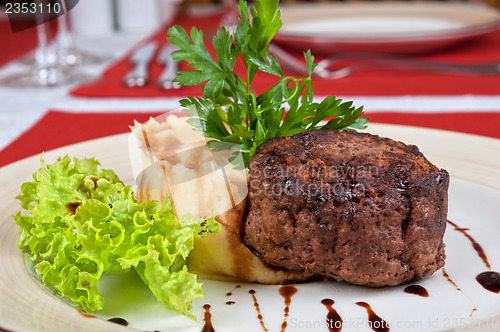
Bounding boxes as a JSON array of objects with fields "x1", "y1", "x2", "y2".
[{"x1": 244, "y1": 129, "x2": 449, "y2": 287}]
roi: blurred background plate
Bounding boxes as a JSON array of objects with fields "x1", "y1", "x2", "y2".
[{"x1": 274, "y1": 2, "x2": 500, "y2": 54}]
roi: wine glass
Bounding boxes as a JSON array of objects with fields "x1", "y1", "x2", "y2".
[
  {"x1": 18, "y1": 1, "x2": 111, "y2": 67},
  {"x1": 0, "y1": 0, "x2": 69, "y2": 88},
  {"x1": 54, "y1": 0, "x2": 110, "y2": 67},
  {"x1": 0, "y1": 0, "x2": 95, "y2": 87}
]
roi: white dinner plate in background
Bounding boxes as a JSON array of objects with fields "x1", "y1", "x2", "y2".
[{"x1": 274, "y1": 2, "x2": 500, "y2": 54}]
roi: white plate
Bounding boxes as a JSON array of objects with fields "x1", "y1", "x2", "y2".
[
  {"x1": 1, "y1": 124, "x2": 500, "y2": 332},
  {"x1": 274, "y1": 2, "x2": 500, "y2": 54}
]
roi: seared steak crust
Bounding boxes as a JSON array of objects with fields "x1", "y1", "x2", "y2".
[{"x1": 243, "y1": 129, "x2": 449, "y2": 287}]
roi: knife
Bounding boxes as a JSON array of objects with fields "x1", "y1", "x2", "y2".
[
  {"x1": 157, "y1": 44, "x2": 181, "y2": 90},
  {"x1": 123, "y1": 41, "x2": 159, "y2": 87}
]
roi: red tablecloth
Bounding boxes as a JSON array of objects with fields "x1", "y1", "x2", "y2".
[
  {"x1": 2, "y1": 11, "x2": 500, "y2": 168},
  {"x1": 0, "y1": 19, "x2": 57, "y2": 66},
  {"x1": 1, "y1": 109, "x2": 499, "y2": 168},
  {"x1": 70, "y1": 12, "x2": 500, "y2": 98},
  {"x1": 69, "y1": 13, "x2": 223, "y2": 99}
]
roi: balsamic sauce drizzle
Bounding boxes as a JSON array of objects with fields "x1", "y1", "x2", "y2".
[
  {"x1": 226, "y1": 285, "x2": 241, "y2": 297},
  {"x1": 442, "y1": 268, "x2": 478, "y2": 316},
  {"x1": 356, "y1": 302, "x2": 390, "y2": 332},
  {"x1": 403, "y1": 285, "x2": 429, "y2": 297},
  {"x1": 321, "y1": 298, "x2": 342, "y2": 332},
  {"x1": 107, "y1": 317, "x2": 128, "y2": 326},
  {"x1": 249, "y1": 289, "x2": 269, "y2": 332},
  {"x1": 447, "y1": 220, "x2": 491, "y2": 269},
  {"x1": 442, "y1": 268, "x2": 461, "y2": 292},
  {"x1": 77, "y1": 310, "x2": 96, "y2": 318},
  {"x1": 447, "y1": 220, "x2": 500, "y2": 298},
  {"x1": 66, "y1": 202, "x2": 81, "y2": 214},
  {"x1": 476, "y1": 271, "x2": 500, "y2": 294},
  {"x1": 225, "y1": 284, "x2": 241, "y2": 305},
  {"x1": 201, "y1": 304, "x2": 215, "y2": 332},
  {"x1": 279, "y1": 285, "x2": 298, "y2": 332}
]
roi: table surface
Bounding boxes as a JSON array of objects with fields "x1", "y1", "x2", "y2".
[{"x1": 1, "y1": 6, "x2": 500, "y2": 332}]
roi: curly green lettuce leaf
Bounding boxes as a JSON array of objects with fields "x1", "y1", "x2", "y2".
[{"x1": 13, "y1": 155, "x2": 219, "y2": 319}]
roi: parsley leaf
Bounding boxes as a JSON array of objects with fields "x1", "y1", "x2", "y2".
[{"x1": 167, "y1": 0, "x2": 368, "y2": 167}]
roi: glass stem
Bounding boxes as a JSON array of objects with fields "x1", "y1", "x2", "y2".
[
  {"x1": 56, "y1": 0, "x2": 78, "y2": 66},
  {"x1": 34, "y1": 0, "x2": 60, "y2": 86}
]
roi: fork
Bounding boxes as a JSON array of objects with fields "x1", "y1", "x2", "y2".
[
  {"x1": 123, "y1": 42, "x2": 158, "y2": 87},
  {"x1": 269, "y1": 44, "x2": 500, "y2": 79},
  {"x1": 157, "y1": 44, "x2": 181, "y2": 90}
]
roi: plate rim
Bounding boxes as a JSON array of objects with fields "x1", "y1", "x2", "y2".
[{"x1": 275, "y1": 22, "x2": 499, "y2": 44}]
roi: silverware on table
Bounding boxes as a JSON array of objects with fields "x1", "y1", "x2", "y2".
[
  {"x1": 269, "y1": 44, "x2": 500, "y2": 79},
  {"x1": 123, "y1": 41, "x2": 159, "y2": 87},
  {"x1": 157, "y1": 44, "x2": 181, "y2": 90}
]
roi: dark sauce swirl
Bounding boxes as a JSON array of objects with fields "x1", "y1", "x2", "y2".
[
  {"x1": 201, "y1": 304, "x2": 215, "y2": 332},
  {"x1": 476, "y1": 271, "x2": 500, "y2": 294},
  {"x1": 356, "y1": 302, "x2": 389, "y2": 332},
  {"x1": 447, "y1": 220, "x2": 490, "y2": 269},
  {"x1": 404, "y1": 285, "x2": 429, "y2": 297},
  {"x1": 321, "y1": 298, "x2": 342, "y2": 332},
  {"x1": 279, "y1": 285, "x2": 297, "y2": 332},
  {"x1": 107, "y1": 317, "x2": 128, "y2": 326},
  {"x1": 249, "y1": 289, "x2": 268, "y2": 332}
]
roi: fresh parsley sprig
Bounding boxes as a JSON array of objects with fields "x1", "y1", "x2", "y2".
[{"x1": 167, "y1": 0, "x2": 368, "y2": 167}]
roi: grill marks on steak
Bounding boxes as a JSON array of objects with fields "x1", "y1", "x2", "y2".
[{"x1": 243, "y1": 129, "x2": 449, "y2": 287}]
